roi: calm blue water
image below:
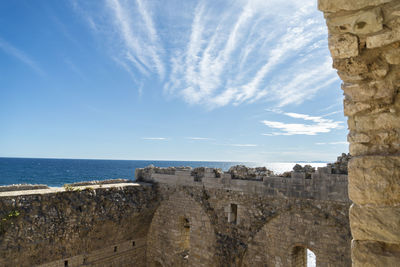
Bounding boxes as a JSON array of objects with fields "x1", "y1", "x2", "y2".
[
  {"x1": 0, "y1": 157, "x2": 327, "y2": 187},
  {"x1": 0, "y1": 157, "x2": 250, "y2": 186}
]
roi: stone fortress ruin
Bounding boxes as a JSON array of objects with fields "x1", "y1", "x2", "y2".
[
  {"x1": 1, "y1": 155, "x2": 351, "y2": 266},
  {"x1": 1, "y1": 0, "x2": 400, "y2": 266}
]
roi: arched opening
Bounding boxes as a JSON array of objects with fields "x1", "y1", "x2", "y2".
[
  {"x1": 292, "y1": 246, "x2": 316, "y2": 267},
  {"x1": 241, "y1": 207, "x2": 350, "y2": 266},
  {"x1": 179, "y1": 216, "x2": 190, "y2": 259},
  {"x1": 228, "y1": 203, "x2": 238, "y2": 224},
  {"x1": 146, "y1": 191, "x2": 216, "y2": 266},
  {"x1": 307, "y1": 249, "x2": 316, "y2": 267}
]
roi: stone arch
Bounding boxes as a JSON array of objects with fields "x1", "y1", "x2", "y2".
[
  {"x1": 241, "y1": 207, "x2": 351, "y2": 267},
  {"x1": 146, "y1": 191, "x2": 217, "y2": 267},
  {"x1": 291, "y1": 245, "x2": 317, "y2": 267}
]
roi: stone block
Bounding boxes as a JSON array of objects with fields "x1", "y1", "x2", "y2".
[
  {"x1": 348, "y1": 155, "x2": 400, "y2": 205},
  {"x1": 350, "y1": 142, "x2": 400, "y2": 156},
  {"x1": 352, "y1": 240, "x2": 400, "y2": 267},
  {"x1": 222, "y1": 173, "x2": 232, "y2": 179},
  {"x1": 367, "y1": 18, "x2": 400, "y2": 48},
  {"x1": 349, "y1": 112, "x2": 400, "y2": 132},
  {"x1": 337, "y1": 71, "x2": 365, "y2": 82},
  {"x1": 369, "y1": 58, "x2": 390, "y2": 79},
  {"x1": 344, "y1": 99, "x2": 371, "y2": 116},
  {"x1": 383, "y1": 46, "x2": 400, "y2": 64},
  {"x1": 333, "y1": 57, "x2": 369, "y2": 75},
  {"x1": 291, "y1": 172, "x2": 306, "y2": 179},
  {"x1": 327, "y1": 7, "x2": 383, "y2": 35},
  {"x1": 350, "y1": 204, "x2": 400, "y2": 243},
  {"x1": 337, "y1": 71, "x2": 365, "y2": 83},
  {"x1": 328, "y1": 33, "x2": 359, "y2": 58},
  {"x1": 342, "y1": 79, "x2": 395, "y2": 103},
  {"x1": 348, "y1": 132, "x2": 370, "y2": 143},
  {"x1": 318, "y1": 0, "x2": 392, "y2": 12}
]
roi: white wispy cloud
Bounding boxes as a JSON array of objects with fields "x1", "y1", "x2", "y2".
[
  {"x1": 69, "y1": 0, "x2": 99, "y2": 32},
  {"x1": 230, "y1": 144, "x2": 258, "y2": 147},
  {"x1": 141, "y1": 137, "x2": 168, "y2": 140},
  {"x1": 165, "y1": 0, "x2": 336, "y2": 109},
  {"x1": 73, "y1": 0, "x2": 164, "y2": 82},
  {"x1": 261, "y1": 111, "x2": 343, "y2": 136},
  {"x1": 318, "y1": 100, "x2": 343, "y2": 112},
  {"x1": 322, "y1": 110, "x2": 342, "y2": 117},
  {"x1": 0, "y1": 38, "x2": 45, "y2": 76},
  {"x1": 316, "y1": 141, "x2": 348, "y2": 145},
  {"x1": 106, "y1": 0, "x2": 164, "y2": 77},
  {"x1": 72, "y1": 0, "x2": 336, "y2": 108},
  {"x1": 186, "y1": 137, "x2": 213, "y2": 140}
]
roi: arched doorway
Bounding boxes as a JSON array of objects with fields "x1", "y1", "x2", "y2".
[{"x1": 292, "y1": 246, "x2": 316, "y2": 267}]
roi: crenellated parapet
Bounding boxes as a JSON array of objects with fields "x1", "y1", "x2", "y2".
[{"x1": 136, "y1": 164, "x2": 349, "y2": 203}]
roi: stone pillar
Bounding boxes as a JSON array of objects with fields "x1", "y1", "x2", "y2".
[{"x1": 318, "y1": 0, "x2": 400, "y2": 266}]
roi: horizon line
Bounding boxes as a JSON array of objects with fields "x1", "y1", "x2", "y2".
[{"x1": 0, "y1": 156, "x2": 329, "y2": 164}]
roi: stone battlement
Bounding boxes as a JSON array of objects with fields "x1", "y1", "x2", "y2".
[{"x1": 136, "y1": 165, "x2": 349, "y2": 202}]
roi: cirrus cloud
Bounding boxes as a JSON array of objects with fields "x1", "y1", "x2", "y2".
[
  {"x1": 141, "y1": 137, "x2": 168, "y2": 140},
  {"x1": 262, "y1": 112, "x2": 343, "y2": 136}
]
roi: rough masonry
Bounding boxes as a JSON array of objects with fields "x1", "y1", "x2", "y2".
[
  {"x1": 318, "y1": 0, "x2": 400, "y2": 266},
  {"x1": 0, "y1": 182, "x2": 158, "y2": 266},
  {"x1": 0, "y1": 161, "x2": 351, "y2": 267}
]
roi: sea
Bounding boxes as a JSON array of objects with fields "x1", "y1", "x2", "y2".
[{"x1": 0, "y1": 157, "x2": 327, "y2": 187}]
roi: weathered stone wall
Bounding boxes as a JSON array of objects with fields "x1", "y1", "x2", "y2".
[
  {"x1": 318, "y1": 0, "x2": 400, "y2": 266},
  {"x1": 136, "y1": 166, "x2": 349, "y2": 202},
  {"x1": 146, "y1": 190, "x2": 217, "y2": 267},
  {"x1": 0, "y1": 165, "x2": 351, "y2": 267},
  {"x1": 138, "y1": 167, "x2": 352, "y2": 267},
  {"x1": 0, "y1": 182, "x2": 158, "y2": 267}
]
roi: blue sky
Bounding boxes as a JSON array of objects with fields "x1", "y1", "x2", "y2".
[{"x1": 0, "y1": 0, "x2": 348, "y2": 163}]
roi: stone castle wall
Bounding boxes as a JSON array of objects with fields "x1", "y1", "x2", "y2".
[
  {"x1": 135, "y1": 166, "x2": 349, "y2": 203},
  {"x1": 0, "y1": 166, "x2": 352, "y2": 267},
  {"x1": 138, "y1": 166, "x2": 351, "y2": 267},
  {"x1": 0, "y1": 182, "x2": 158, "y2": 267},
  {"x1": 318, "y1": 0, "x2": 400, "y2": 266}
]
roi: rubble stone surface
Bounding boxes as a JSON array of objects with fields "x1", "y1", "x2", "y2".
[{"x1": 319, "y1": 0, "x2": 400, "y2": 265}]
